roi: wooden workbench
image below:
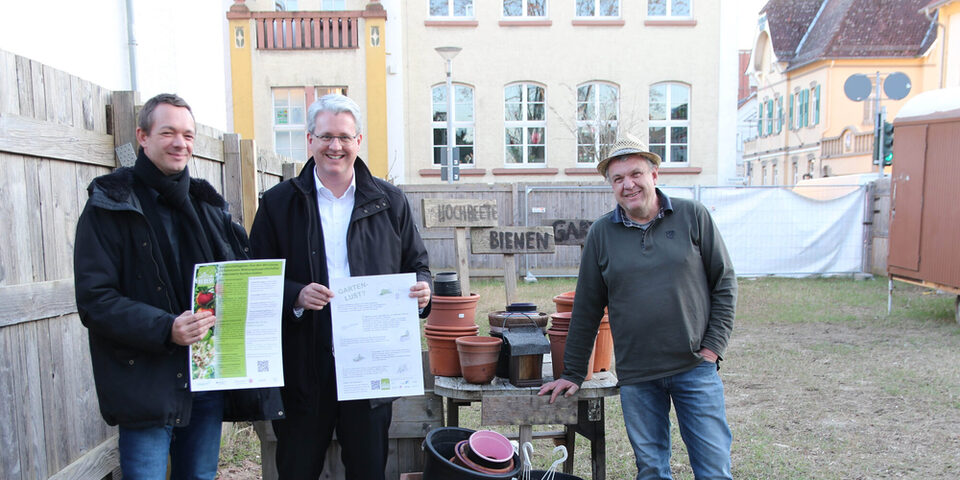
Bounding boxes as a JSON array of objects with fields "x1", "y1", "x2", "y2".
[{"x1": 433, "y1": 371, "x2": 618, "y2": 480}]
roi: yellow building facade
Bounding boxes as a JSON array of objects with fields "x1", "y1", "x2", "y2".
[{"x1": 744, "y1": 0, "x2": 942, "y2": 185}]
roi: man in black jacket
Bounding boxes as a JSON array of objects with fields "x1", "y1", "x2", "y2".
[
  {"x1": 74, "y1": 93, "x2": 280, "y2": 479},
  {"x1": 250, "y1": 94, "x2": 432, "y2": 479}
]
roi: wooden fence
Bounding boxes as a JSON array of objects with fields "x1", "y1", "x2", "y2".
[{"x1": 0, "y1": 49, "x2": 284, "y2": 480}]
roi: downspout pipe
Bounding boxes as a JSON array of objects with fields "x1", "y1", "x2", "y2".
[{"x1": 125, "y1": 0, "x2": 138, "y2": 91}]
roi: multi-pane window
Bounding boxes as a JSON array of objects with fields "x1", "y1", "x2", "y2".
[
  {"x1": 430, "y1": 0, "x2": 474, "y2": 17},
  {"x1": 757, "y1": 104, "x2": 763, "y2": 137},
  {"x1": 765, "y1": 99, "x2": 773, "y2": 135},
  {"x1": 432, "y1": 84, "x2": 475, "y2": 165},
  {"x1": 788, "y1": 93, "x2": 795, "y2": 130},
  {"x1": 273, "y1": 88, "x2": 307, "y2": 161},
  {"x1": 504, "y1": 0, "x2": 546, "y2": 17},
  {"x1": 649, "y1": 82, "x2": 689, "y2": 164},
  {"x1": 813, "y1": 85, "x2": 821, "y2": 125},
  {"x1": 504, "y1": 83, "x2": 546, "y2": 165},
  {"x1": 576, "y1": 82, "x2": 619, "y2": 163},
  {"x1": 647, "y1": 0, "x2": 691, "y2": 17},
  {"x1": 576, "y1": 0, "x2": 619, "y2": 17},
  {"x1": 776, "y1": 95, "x2": 783, "y2": 134},
  {"x1": 321, "y1": 0, "x2": 345, "y2": 9}
]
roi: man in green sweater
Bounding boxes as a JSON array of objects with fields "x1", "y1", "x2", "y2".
[{"x1": 539, "y1": 136, "x2": 737, "y2": 480}]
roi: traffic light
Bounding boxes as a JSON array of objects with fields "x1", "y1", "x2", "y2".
[{"x1": 882, "y1": 121, "x2": 894, "y2": 166}]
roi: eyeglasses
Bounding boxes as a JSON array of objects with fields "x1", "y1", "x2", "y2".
[{"x1": 311, "y1": 132, "x2": 358, "y2": 144}]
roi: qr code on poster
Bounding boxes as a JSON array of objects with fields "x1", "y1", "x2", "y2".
[
  {"x1": 370, "y1": 380, "x2": 381, "y2": 390},
  {"x1": 257, "y1": 360, "x2": 269, "y2": 372}
]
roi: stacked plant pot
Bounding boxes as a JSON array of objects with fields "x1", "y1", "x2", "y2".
[
  {"x1": 547, "y1": 312, "x2": 594, "y2": 381},
  {"x1": 551, "y1": 290, "x2": 613, "y2": 373},
  {"x1": 425, "y1": 272, "x2": 481, "y2": 377}
]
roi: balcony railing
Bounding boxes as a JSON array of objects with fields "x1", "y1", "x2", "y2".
[
  {"x1": 821, "y1": 131, "x2": 874, "y2": 158},
  {"x1": 252, "y1": 11, "x2": 361, "y2": 50}
]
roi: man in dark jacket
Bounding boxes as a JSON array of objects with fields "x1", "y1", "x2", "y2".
[
  {"x1": 74, "y1": 93, "x2": 281, "y2": 479},
  {"x1": 249, "y1": 94, "x2": 432, "y2": 479}
]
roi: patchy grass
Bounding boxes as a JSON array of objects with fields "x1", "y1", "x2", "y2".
[{"x1": 219, "y1": 276, "x2": 960, "y2": 479}]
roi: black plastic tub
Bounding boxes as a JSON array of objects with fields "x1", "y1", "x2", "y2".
[
  {"x1": 423, "y1": 427, "x2": 521, "y2": 479},
  {"x1": 528, "y1": 471, "x2": 585, "y2": 480}
]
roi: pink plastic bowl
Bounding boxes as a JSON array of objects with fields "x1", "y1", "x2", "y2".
[{"x1": 468, "y1": 430, "x2": 513, "y2": 463}]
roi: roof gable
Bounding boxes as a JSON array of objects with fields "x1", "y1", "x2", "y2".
[{"x1": 761, "y1": 0, "x2": 938, "y2": 70}]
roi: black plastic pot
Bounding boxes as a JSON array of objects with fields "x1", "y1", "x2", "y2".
[
  {"x1": 434, "y1": 272, "x2": 462, "y2": 297},
  {"x1": 423, "y1": 427, "x2": 521, "y2": 479}
]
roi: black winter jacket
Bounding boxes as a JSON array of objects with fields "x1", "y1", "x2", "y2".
[
  {"x1": 249, "y1": 157, "x2": 431, "y2": 413},
  {"x1": 74, "y1": 167, "x2": 283, "y2": 428}
]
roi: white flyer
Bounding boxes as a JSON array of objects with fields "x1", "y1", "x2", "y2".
[{"x1": 329, "y1": 273, "x2": 425, "y2": 401}]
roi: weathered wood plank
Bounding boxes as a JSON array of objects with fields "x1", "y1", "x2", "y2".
[
  {"x1": 5, "y1": 322, "x2": 49, "y2": 479},
  {"x1": 454, "y1": 228, "x2": 471, "y2": 296},
  {"x1": 0, "y1": 50, "x2": 20, "y2": 115},
  {"x1": 40, "y1": 316, "x2": 73, "y2": 472},
  {"x1": 29, "y1": 59, "x2": 46, "y2": 121},
  {"x1": 422, "y1": 198, "x2": 498, "y2": 228},
  {"x1": 240, "y1": 139, "x2": 258, "y2": 232},
  {"x1": 47, "y1": 435, "x2": 118, "y2": 480},
  {"x1": 70, "y1": 76, "x2": 89, "y2": 131},
  {"x1": 38, "y1": 159, "x2": 80, "y2": 280},
  {"x1": 110, "y1": 91, "x2": 139, "y2": 167},
  {"x1": 389, "y1": 393, "x2": 443, "y2": 439},
  {"x1": 193, "y1": 132, "x2": 225, "y2": 162},
  {"x1": 481, "y1": 393, "x2": 578, "y2": 426},
  {"x1": 0, "y1": 153, "x2": 45, "y2": 286},
  {"x1": 0, "y1": 113, "x2": 115, "y2": 166},
  {"x1": 258, "y1": 148, "x2": 285, "y2": 176},
  {"x1": 0, "y1": 280, "x2": 77, "y2": 328},
  {"x1": 544, "y1": 219, "x2": 594, "y2": 246},
  {"x1": 43, "y1": 65, "x2": 73, "y2": 127},
  {"x1": 15, "y1": 55, "x2": 34, "y2": 118},
  {"x1": 0, "y1": 325, "x2": 24, "y2": 479},
  {"x1": 471, "y1": 227, "x2": 555, "y2": 254},
  {"x1": 222, "y1": 133, "x2": 243, "y2": 222}
]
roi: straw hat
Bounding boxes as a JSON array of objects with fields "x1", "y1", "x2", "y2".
[{"x1": 596, "y1": 134, "x2": 662, "y2": 177}]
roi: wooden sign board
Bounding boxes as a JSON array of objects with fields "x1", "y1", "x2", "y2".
[
  {"x1": 421, "y1": 198, "x2": 498, "y2": 228},
  {"x1": 544, "y1": 219, "x2": 594, "y2": 246},
  {"x1": 481, "y1": 393, "x2": 578, "y2": 425},
  {"x1": 471, "y1": 227, "x2": 555, "y2": 254}
]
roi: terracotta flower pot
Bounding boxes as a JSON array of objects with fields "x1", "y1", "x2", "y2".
[
  {"x1": 550, "y1": 311, "x2": 572, "y2": 331},
  {"x1": 426, "y1": 334, "x2": 464, "y2": 377},
  {"x1": 552, "y1": 291, "x2": 576, "y2": 313},
  {"x1": 593, "y1": 315, "x2": 612, "y2": 372},
  {"x1": 424, "y1": 324, "x2": 479, "y2": 338},
  {"x1": 426, "y1": 293, "x2": 481, "y2": 328},
  {"x1": 547, "y1": 328, "x2": 593, "y2": 381},
  {"x1": 456, "y1": 336, "x2": 502, "y2": 384}
]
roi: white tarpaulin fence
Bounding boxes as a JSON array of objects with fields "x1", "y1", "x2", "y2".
[
  {"x1": 521, "y1": 184, "x2": 868, "y2": 277},
  {"x1": 700, "y1": 186, "x2": 866, "y2": 276}
]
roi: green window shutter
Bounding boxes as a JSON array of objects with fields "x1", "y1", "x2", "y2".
[{"x1": 757, "y1": 104, "x2": 763, "y2": 136}]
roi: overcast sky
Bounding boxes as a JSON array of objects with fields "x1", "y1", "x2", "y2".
[{"x1": 737, "y1": 0, "x2": 768, "y2": 50}]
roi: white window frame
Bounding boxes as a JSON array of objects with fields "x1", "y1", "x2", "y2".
[
  {"x1": 576, "y1": 82, "x2": 619, "y2": 165},
  {"x1": 503, "y1": 0, "x2": 547, "y2": 18},
  {"x1": 431, "y1": 83, "x2": 476, "y2": 165},
  {"x1": 647, "y1": 0, "x2": 692, "y2": 19},
  {"x1": 272, "y1": 87, "x2": 308, "y2": 162},
  {"x1": 648, "y1": 82, "x2": 690, "y2": 165},
  {"x1": 429, "y1": 0, "x2": 475, "y2": 18},
  {"x1": 575, "y1": 0, "x2": 620, "y2": 18},
  {"x1": 504, "y1": 82, "x2": 547, "y2": 166}
]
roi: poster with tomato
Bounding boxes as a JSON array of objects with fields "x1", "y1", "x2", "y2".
[{"x1": 189, "y1": 259, "x2": 286, "y2": 391}]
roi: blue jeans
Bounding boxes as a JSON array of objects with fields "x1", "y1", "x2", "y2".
[
  {"x1": 620, "y1": 361, "x2": 732, "y2": 480},
  {"x1": 118, "y1": 392, "x2": 224, "y2": 480}
]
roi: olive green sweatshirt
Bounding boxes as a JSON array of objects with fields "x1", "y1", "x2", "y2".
[{"x1": 561, "y1": 190, "x2": 737, "y2": 386}]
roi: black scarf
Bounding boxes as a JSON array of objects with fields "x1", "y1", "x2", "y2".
[{"x1": 132, "y1": 149, "x2": 216, "y2": 312}]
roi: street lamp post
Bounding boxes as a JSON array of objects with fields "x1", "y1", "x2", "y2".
[{"x1": 435, "y1": 46, "x2": 461, "y2": 183}]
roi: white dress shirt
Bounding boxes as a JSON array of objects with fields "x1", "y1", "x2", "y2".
[{"x1": 314, "y1": 168, "x2": 356, "y2": 280}]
